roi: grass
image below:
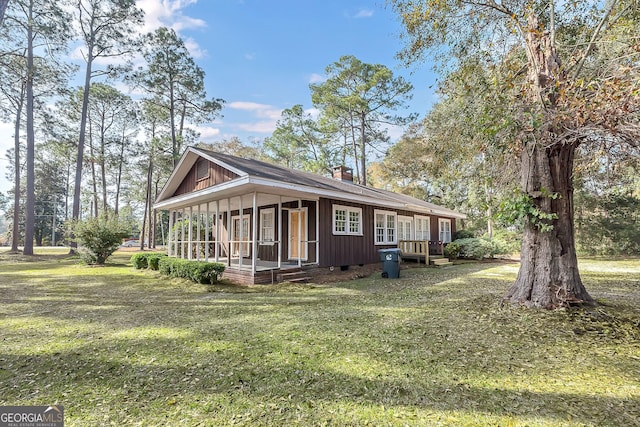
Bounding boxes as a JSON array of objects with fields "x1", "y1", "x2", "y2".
[{"x1": 0, "y1": 249, "x2": 639, "y2": 426}]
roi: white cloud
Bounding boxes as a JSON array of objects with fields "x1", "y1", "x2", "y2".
[
  {"x1": 244, "y1": 53, "x2": 256, "y2": 60},
  {"x1": 354, "y1": 8, "x2": 374, "y2": 18},
  {"x1": 193, "y1": 125, "x2": 221, "y2": 140},
  {"x1": 227, "y1": 102, "x2": 283, "y2": 134},
  {"x1": 308, "y1": 73, "x2": 325, "y2": 84}
]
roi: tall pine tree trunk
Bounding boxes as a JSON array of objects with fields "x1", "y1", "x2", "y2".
[
  {"x1": 11, "y1": 93, "x2": 24, "y2": 252},
  {"x1": 23, "y1": 2, "x2": 35, "y2": 256},
  {"x1": 504, "y1": 14, "x2": 593, "y2": 308}
]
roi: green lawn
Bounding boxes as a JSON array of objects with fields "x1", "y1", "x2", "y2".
[{"x1": 1, "y1": 250, "x2": 638, "y2": 426}]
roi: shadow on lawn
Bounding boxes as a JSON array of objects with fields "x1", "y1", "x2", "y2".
[{"x1": 2, "y1": 258, "x2": 639, "y2": 424}]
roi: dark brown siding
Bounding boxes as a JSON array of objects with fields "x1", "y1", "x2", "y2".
[
  {"x1": 318, "y1": 198, "x2": 459, "y2": 268},
  {"x1": 173, "y1": 159, "x2": 239, "y2": 196}
]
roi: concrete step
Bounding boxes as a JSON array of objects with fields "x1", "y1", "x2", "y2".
[{"x1": 430, "y1": 258, "x2": 453, "y2": 267}]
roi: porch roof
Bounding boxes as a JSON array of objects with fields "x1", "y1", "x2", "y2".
[{"x1": 154, "y1": 147, "x2": 466, "y2": 219}]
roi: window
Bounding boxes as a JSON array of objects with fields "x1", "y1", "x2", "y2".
[
  {"x1": 260, "y1": 208, "x2": 275, "y2": 245},
  {"x1": 415, "y1": 216, "x2": 430, "y2": 241},
  {"x1": 332, "y1": 205, "x2": 362, "y2": 235},
  {"x1": 398, "y1": 216, "x2": 413, "y2": 241},
  {"x1": 196, "y1": 159, "x2": 209, "y2": 180},
  {"x1": 375, "y1": 210, "x2": 397, "y2": 244},
  {"x1": 439, "y1": 218, "x2": 452, "y2": 243}
]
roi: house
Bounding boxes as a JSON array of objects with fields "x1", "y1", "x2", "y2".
[{"x1": 154, "y1": 147, "x2": 466, "y2": 284}]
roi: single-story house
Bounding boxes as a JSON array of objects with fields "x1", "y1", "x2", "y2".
[{"x1": 154, "y1": 147, "x2": 466, "y2": 284}]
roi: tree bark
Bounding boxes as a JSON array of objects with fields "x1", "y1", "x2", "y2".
[
  {"x1": 23, "y1": 1, "x2": 35, "y2": 256},
  {"x1": 504, "y1": 13, "x2": 594, "y2": 308},
  {"x1": 504, "y1": 141, "x2": 594, "y2": 308}
]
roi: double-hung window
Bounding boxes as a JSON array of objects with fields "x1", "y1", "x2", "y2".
[
  {"x1": 332, "y1": 205, "x2": 362, "y2": 235},
  {"x1": 260, "y1": 208, "x2": 275, "y2": 245},
  {"x1": 375, "y1": 210, "x2": 397, "y2": 244},
  {"x1": 415, "y1": 216, "x2": 430, "y2": 241},
  {"x1": 439, "y1": 218, "x2": 452, "y2": 243}
]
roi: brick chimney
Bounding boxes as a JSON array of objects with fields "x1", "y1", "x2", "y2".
[{"x1": 332, "y1": 166, "x2": 353, "y2": 183}]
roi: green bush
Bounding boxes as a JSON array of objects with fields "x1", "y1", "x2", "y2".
[
  {"x1": 70, "y1": 215, "x2": 130, "y2": 265},
  {"x1": 453, "y1": 229, "x2": 475, "y2": 240},
  {"x1": 451, "y1": 237, "x2": 511, "y2": 260},
  {"x1": 444, "y1": 241, "x2": 461, "y2": 259},
  {"x1": 130, "y1": 252, "x2": 167, "y2": 270},
  {"x1": 155, "y1": 257, "x2": 225, "y2": 284}
]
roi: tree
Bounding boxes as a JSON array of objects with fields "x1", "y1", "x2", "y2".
[
  {"x1": 1, "y1": 0, "x2": 71, "y2": 254},
  {"x1": 390, "y1": 0, "x2": 640, "y2": 308},
  {"x1": 71, "y1": 0, "x2": 143, "y2": 248},
  {"x1": 310, "y1": 55, "x2": 415, "y2": 185},
  {"x1": 264, "y1": 104, "x2": 340, "y2": 174},
  {"x1": 133, "y1": 27, "x2": 223, "y2": 167},
  {"x1": 0, "y1": 0, "x2": 8, "y2": 26}
]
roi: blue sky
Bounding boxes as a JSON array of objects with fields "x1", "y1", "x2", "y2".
[{"x1": 0, "y1": 0, "x2": 438, "y2": 195}]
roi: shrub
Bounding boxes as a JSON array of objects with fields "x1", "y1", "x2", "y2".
[
  {"x1": 130, "y1": 252, "x2": 167, "y2": 270},
  {"x1": 156, "y1": 257, "x2": 225, "y2": 284},
  {"x1": 451, "y1": 237, "x2": 511, "y2": 260},
  {"x1": 70, "y1": 215, "x2": 130, "y2": 265},
  {"x1": 444, "y1": 241, "x2": 461, "y2": 259},
  {"x1": 453, "y1": 229, "x2": 475, "y2": 240}
]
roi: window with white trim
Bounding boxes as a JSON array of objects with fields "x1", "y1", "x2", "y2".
[
  {"x1": 332, "y1": 205, "x2": 362, "y2": 235},
  {"x1": 398, "y1": 216, "x2": 413, "y2": 241},
  {"x1": 415, "y1": 216, "x2": 430, "y2": 241},
  {"x1": 260, "y1": 208, "x2": 275, "y2": 245},
  {"x1": 439, "y1": 218, "x2": 452, "y2": 243},
  {"x1": 375, "y1": 210, "x2": 397, "y2": 244}
]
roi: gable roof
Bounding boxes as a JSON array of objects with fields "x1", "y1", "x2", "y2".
[{"x1": 155, "y1": 146, "x2": 466, "y2": 219}]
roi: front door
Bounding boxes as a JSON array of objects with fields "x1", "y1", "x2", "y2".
[
  {"x1": 288, "y1": 209, "x2": 307, "y2": 260},
  {"x1": 232, "y1": 215, "x2": 250, "y2": 257}
]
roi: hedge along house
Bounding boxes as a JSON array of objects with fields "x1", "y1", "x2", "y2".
[{"x1": 154, "y1": 147, "x2": 466, "y2": 284}]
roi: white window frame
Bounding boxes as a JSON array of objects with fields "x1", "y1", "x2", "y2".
[
  {"x1": 374, "y1": 209, "x2": 397, "y2": 245},
  {"x1": 415, "y1": 215, "x2": 431, "y2": 241},
  {"x1": 439, "y1": 218, "x2": 452, "y2": 243},
  {"x1": 259, "y1": 208, "x2": 275, "y2": 245},
  {"x1": 398, "y1": 216, "x2": 413, "y2": 241},
  {"x1": 332, "y1": 204, "x2": 363, "y2": 236}
]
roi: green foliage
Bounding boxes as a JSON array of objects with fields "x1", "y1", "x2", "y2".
[
  {"x1": 443, "y1": 241, "x2": 461, "y2": 259},
  {"x1": 450, "y1": 237, "x2": 510, "y2": 260},
  {"x1": 453, "y1": 229, "x2": 475, "y2": 240},
  {"x1": 157, "y1": 257, "x2": 225, "y2": 284},
  {"x1": 130, "y1": 252, "x2": 167, "y2": 270},
  {"x1": 495, "y1": 189, "x2": 559, "y2": 232},
  {"x1": 575, "y1": 192, "x2": 640, "y2": 255},
  {"x1": 70, "y1": 215, "x2": 129, "y2": 265}
]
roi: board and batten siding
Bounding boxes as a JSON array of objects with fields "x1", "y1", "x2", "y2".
[
  {"x1": 318, "y1": 198, "x2": 457, "y2": 268},
  {"x1": 173, "y1": 159, "x2": 239, "y2": 197}
]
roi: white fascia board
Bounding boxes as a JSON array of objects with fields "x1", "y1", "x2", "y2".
[
  {"x1": 404, "y1": 203, "x2": 467, "y2": 219},
  {"x1": 154, "y1": 176, "x2": 251, "y2": 210},
  {"x1": 192, "y1": 147, "x2": 248, "y2": 177},
  {"x1": 155, "y1": 149, "x2": 197, "y2": 203}
]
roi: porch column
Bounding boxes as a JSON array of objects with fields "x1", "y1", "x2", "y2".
[
  {"x1": 196, "y1": 205, "x2": 201, "y2": 261},
  {"x1": 251, "y1": 192, "x2": 258, "y2": 276},
  {"x1": 205, "y1": 203, "x2": 210, "y2": 262},
  {"x1": 180, "y1": 208, "x2": 185, "y2": 259},
  {"x1": 215, "y1": 200, "x2": 220, "y2": 262},
  {"x1": 188, "y1": 206, "x2": 193, "y2": 260},
  {"x1": 167, "y1": 210, "x2": 173, "y2": 256},
  {"x1": 238, "y1": 195, "x2": 244, "y2": 268},
  {"x1": 315, "y1": 200, "x2": 319, "y2": 265},
  {"x1": 277, "y1": 196, "x2": 282, "y2": 269},
  {"x1": 226, "y1": 197, "x2": 231, "y2": 267},
  {"x1": 298, "y1": 198, "x2": 302, "y2": 267}
]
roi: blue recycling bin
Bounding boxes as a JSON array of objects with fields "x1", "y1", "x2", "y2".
[{"x1": 378, "y1": 248, "x2": 401, "y2": 278}]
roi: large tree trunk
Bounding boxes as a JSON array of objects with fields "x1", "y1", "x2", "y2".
[
  {"x1": 504, "y1": 13, "x2": 594, "y2": 308},
  {"x1": 23, "y1": 3, "x2": 35, "y2": 256},
  {"x1": 504, "y1": 142, "x2": 594, "y2": 308}
]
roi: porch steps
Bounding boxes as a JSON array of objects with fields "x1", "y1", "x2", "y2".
[
  {"x1": 277, "y1": 269, "x2": 312, "y2": 283},
  {"x1": 430, "y1": 257, "x2": 454, "y2": 268}
]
